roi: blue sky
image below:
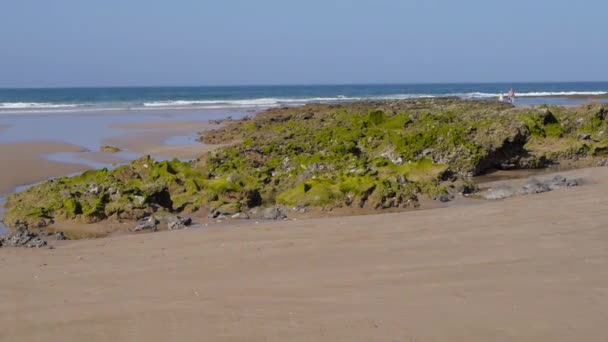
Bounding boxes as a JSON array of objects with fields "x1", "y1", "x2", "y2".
[{"x1": 1, "y1": 0, "x2": 606, "y2": 87}]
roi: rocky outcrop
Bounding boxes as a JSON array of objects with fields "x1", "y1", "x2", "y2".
[{"x1": 4, "y1": 99, "x2": 607, "y2": 238}]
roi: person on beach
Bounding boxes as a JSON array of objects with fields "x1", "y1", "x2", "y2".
[
  {"x1": 508, "y1": 88, "x2": 515, "y2": 104},
  {"x1": 499, "y1": 92, "x2": 504, "y2": 102}
]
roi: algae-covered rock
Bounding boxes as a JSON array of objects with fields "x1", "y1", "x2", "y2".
[
  {"x1": 6, "y1": 99, "x2": 608, "y2": 237},
  {"x1": 100, "y1": 145, "x2": 122, "y2": 153}
]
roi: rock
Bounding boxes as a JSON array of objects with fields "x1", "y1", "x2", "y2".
[
  {"x1": 133, "y1": 196, "x2": 146, "y2": 207},
  {"x1": 483, "y1": 185, "x2": 516, "y2": 200},
  {"x1": 55, "y1": 231, "x2": 68, "y2": 240},
  {"x1": 519, "y1": 178, "x2": 551, "y2": 195},
  {"x1": 167, "y1": 216, "x2": 192, "y2": 230},
  {"x1": 87, "y1": 184, "x2": 101, "y2": 195},
  {"x1": 27, "y1": 237, "x2": 47, "y2": 248},
  {"x1": 100, "y1": 145, "x2": 122, "y2": 153},
  {"x1": 435, "y1": 193, "x2": 453, "y2": 203},
  {"x1": 1, "y1": 229, "x2": 48, "y2": 248},
  {"x1": 292, "y1": 206, "x2": 308, "y2": 213},
  {"x1": 216, "y1": 203, "x2": 240, "y2": 216},
  {"x1": 546, "y1": 175, "x2": 567, "y2": 189},
  {"x1": 133, "y1": 216, "x2": 158, "y2": 232},
  {"x1": 231, "y1": 213, "x2": 250, "y2": 220},
  {"x1": 577, "y1": 133, "x2": 592, "y2": 141},
  {"x1": 262, "y1": 207, "x2": 286, "y2": 220},
  {"x1": 566, "y1": 178, "x2": 583, "y2": 187}
]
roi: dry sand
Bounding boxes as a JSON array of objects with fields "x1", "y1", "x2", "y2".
[
  {"x1": 0, "y1": 141, "x2": 90, "y2": 195},
  {"x1": 2, "y1": 167, "x2": 608, "y2": 341}
]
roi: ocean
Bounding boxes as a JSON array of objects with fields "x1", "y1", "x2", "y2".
[{"x1": 1, "y1": 82, "x2": 608, "y2": 113}]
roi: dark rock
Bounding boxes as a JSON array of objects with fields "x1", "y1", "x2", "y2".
[
  {"x1": 519, "y1": 178, "x2": 551, "y2": 195},
  {"x1": 435, "y1": 193, "x2": 453, "y2": 203},
  {"x1": 262, "y1": 207, "x2": 286, "y2": 220},
  {"x1": 167, "y1": 216, "x2": 192, "y2": 230},
  {"x1": 577, "y1": 133, "x2": 592, "y2": 141},
  {"x1": 27, "y1": 237, "x2": 47, "y2": 248},
  {"x1": 1, "y1": 229, "x2": 48, "y2": 248},
  {"x1": 133, "y1": 216, "x2": 158, "y2": 232},
  {"x1": 55, "y1": 231, "x2": 68, "y2": 240}
]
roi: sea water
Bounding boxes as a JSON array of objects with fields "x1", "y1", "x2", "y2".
[{"x1": 1, "y1": 82, "x2": 607, "y2": 113}]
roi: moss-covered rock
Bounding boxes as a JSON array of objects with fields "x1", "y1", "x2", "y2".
[{"x1": 6, "y1": 98, "x2": 608, "y2": 235}]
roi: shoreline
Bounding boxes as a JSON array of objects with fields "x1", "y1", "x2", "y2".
[{"x1": 1, "y1": 93, "x2": 607, "y2": 115}]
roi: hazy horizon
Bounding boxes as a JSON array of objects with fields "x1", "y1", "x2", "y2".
[
  {"x1": 3, "y1": 81, "x2": 608, "y2": 91},
  {"x1": 2, "y1": 0, "x2": 607, "y2": 88}
]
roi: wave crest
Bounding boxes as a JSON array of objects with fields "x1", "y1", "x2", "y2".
[{"x1": 0, "y1": 102, "x2": 80, "y2": 109}]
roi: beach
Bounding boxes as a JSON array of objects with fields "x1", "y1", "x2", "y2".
[
  {"x1": 2, "y1": 95, "x2": 608, "y2": 341},
  {"x1": 1, "y1": 165, "x2": 607, "y2": 341}
]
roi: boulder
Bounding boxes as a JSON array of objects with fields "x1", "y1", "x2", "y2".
[
  {"x1": 133, "y1": 216, "x2": 158, "y2": 232},
  {"x1": 55, "y1": 231, "x2": 68, "y2": 240},
  {"x1": 519, "y1": 178, "x2": 551, "y2": 195},
  {"x1": 262, "y1": 207, "x2": 287, "y2": 220},
  {"x1": 434, "y1": 193, "x2": 453, "y2": 203},
  {"x1": 167, "y1": 216, "x2": 192, "y2": 230},
  {"x1": 1, "y1": 229, "x2": 48, "y2": 248}
]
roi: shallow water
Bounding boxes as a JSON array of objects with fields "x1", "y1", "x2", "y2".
[{"x1": 0, "y1": 108, "x2": 248, "y2": 149}]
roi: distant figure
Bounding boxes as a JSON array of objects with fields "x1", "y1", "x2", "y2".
[
  {"x1": 498, "y1": 92, "x2": 504, "y2": 102},
  {"x1": 508, "y1": 88, "x2": 516, "y2": 104}
]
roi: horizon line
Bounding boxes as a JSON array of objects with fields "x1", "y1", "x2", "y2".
[{"x1": 2, "y1": 80, "x2": 608, "y2": 90}]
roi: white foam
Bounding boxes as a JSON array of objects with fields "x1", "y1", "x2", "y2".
[
  {"x1": 1, "y1": 90, "x2": 606, "y2": 114},
  {"x1": 462, "y1": 91, "x2": 608, "y2": 98},
  {"x1": 516, "y1": 91, "x2": 608, "y2": 97},
  {"x1": 0, "y1": 102, "x2": 80, "y2": 109},
  {"x1": 142, "y1": 97, "x2": 359, "y2": 108}
]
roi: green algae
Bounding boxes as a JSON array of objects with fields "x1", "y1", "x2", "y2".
[{"x1": 6, "y1": 99, "x2": 608, "y2": 235}]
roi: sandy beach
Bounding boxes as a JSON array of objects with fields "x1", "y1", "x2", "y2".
[
  {"x1": 1, "y1": 166, "x2": 607, "y2": 341},
  {"x1": 0, "y1": 141, "x2": 90, "y2": 195}
]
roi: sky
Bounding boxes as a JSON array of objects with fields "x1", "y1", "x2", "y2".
[{"x1": 1, "y1": 0, "x2": 607, "y2": 87}]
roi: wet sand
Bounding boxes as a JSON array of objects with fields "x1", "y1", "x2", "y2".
[
  {"x1": 109, "y1": 120, "x2": 221, "y2": 130},
  {"x1": 2, "y1": 167, "x2": 608, "y2": 341},
  {"x1": 0, "y1": 141, "x2": 90, "y2": 195},
  {"x1": 104, "y1": 120, "x2": 222, "y2": 160},
  {"x1": 0, "y1": 120, "x2": 223, "y2": 194}
]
